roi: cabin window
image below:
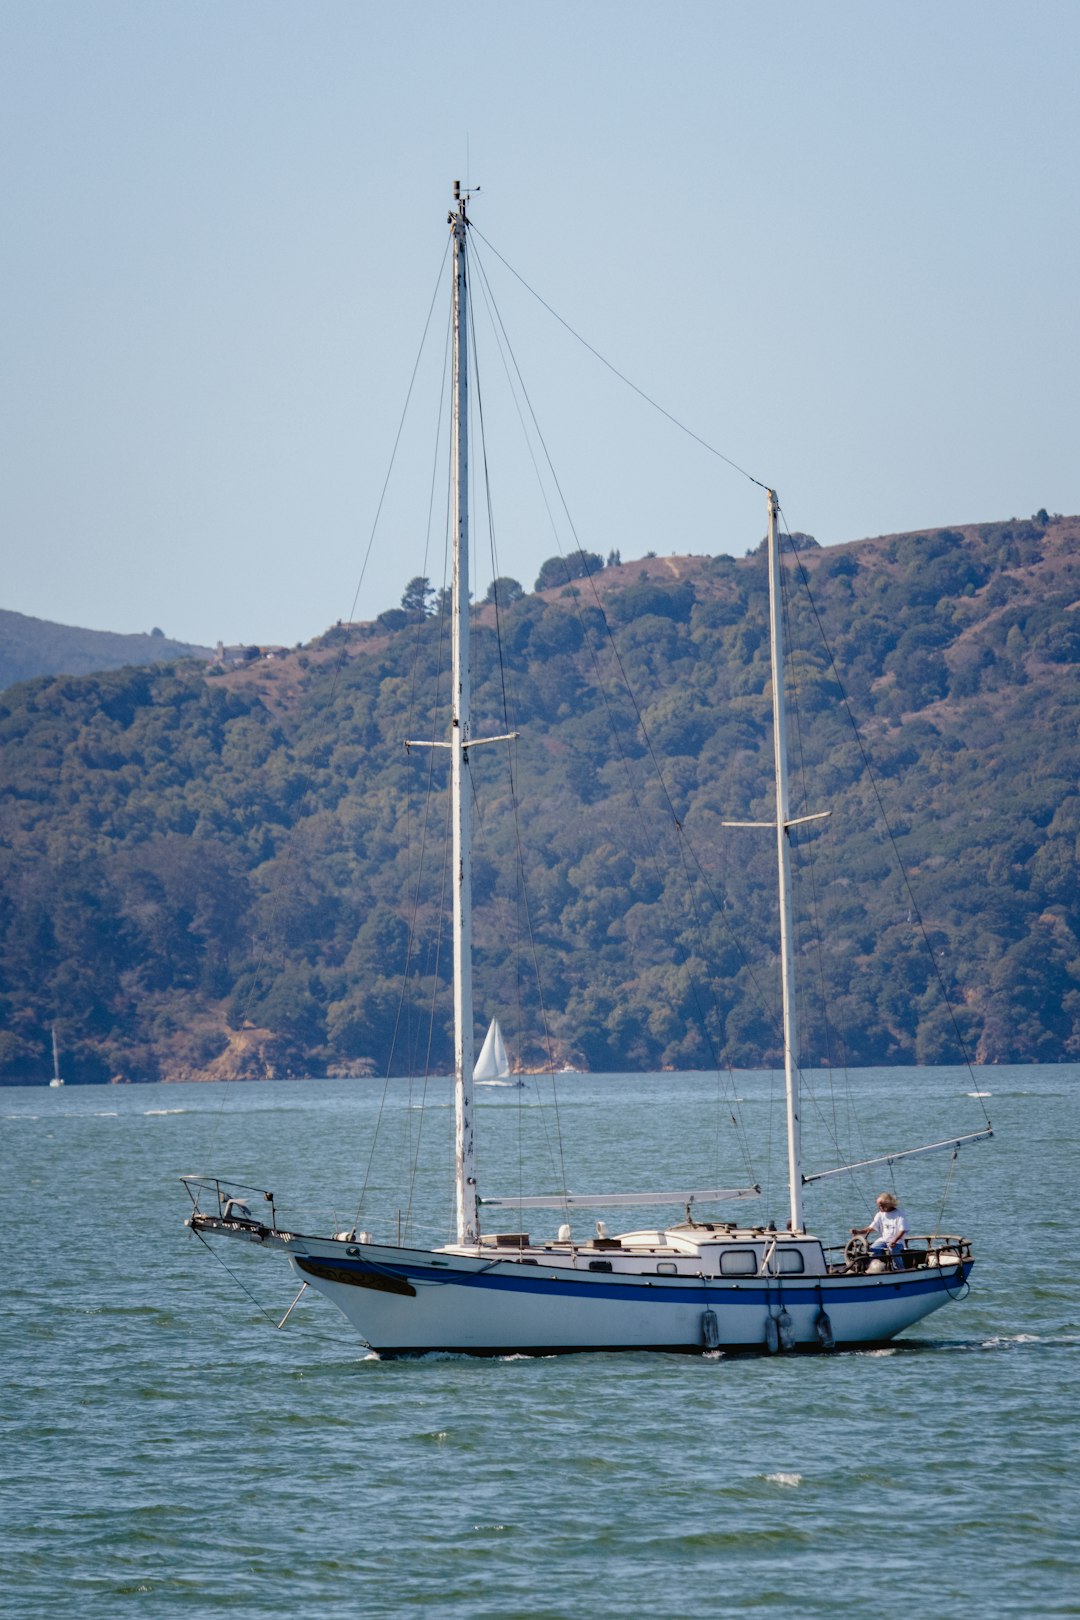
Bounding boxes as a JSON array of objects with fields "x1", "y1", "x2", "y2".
[
  {"x1": 777, "y1": 1248, "x2": 805, "y2": 1275},
  {"x1": 656, "y1": 1261, "x2": 678, "y2": 1274},
  {"x1": 719, "y1": 1249, "x2": 756, "y2": 1276},
  {"x1": 588, "y1": 1259, "x2": 613, "y2": 1272}
]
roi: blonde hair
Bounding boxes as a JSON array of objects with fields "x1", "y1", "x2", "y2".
[{"x1": 877, "y1": 1192, "x2": 898, "y2": 1211}]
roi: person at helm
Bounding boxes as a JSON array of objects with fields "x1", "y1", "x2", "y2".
[{"x1": 852, "y1": 1192, "x2": 907, "y2": 1268}]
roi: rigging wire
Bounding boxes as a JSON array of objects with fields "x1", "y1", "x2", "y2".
[
  {"x1": 772, "y1": 518, "x2": 985, "y2": 1226},
  {"x1": 467, "y1": 282, "x2": 574, "y2": 1204},
  {"x1": 472, "y1": 241, "x2": 761, "y2": 1192},
  {"x1": 449, "y1": 239, "x2": 981, "y2": 1212},
  {"x1": 778, "y1": 538, "x2": 868, "y2": 1176},
  {"x1": 190, "y1": 1225, "x2": 280, "y2": 1327},
  {"x1": 469, "y1": 235, "x2": 758, "y2": 1188},
  {"x1": 199, "y1": 240, "x2": 453, "y2": 1175},
  {"x1": 402, "y1": 780, "x2": 456, "y2": 1243},
  {"x1": 470, "y1": 222, "x2": 987, "y2": 1188},
  {"x1": 469, "y1": 224, "x2": 769, "y2": 493},
  {"x1": 933, "y1": 1148, "x2": 961, "y2": 1237},
  {"x1": 464, "y1": 280, "x2": 551, "y2": 1149},
  {"x1": 777, "y1": 502, "x2": 991, "y2": 1131},
  {"x1": 342, "y1": 237, "x2": 451, "y2": 629},
  {"x1": 471, "y1": 235, "x2": 763, "y2": 1160},
  {"x1": 354, "y1": 292, "x2": 455, "y2": 1238},
  {"x1": 775, "y1": 537, "x2": 884, "y2": 1219}
]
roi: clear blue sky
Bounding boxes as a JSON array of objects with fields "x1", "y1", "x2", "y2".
[{"x1": 1, "y1": 1, "x2": 1076, "y2": 648}]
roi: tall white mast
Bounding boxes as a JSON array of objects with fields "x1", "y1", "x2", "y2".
[
  {"x1": 766, "y1": 489, "x2": 804, "y2": 1233},
  {"x1": 450, "y1": 183, "x2": 478, "y2": 1245}
]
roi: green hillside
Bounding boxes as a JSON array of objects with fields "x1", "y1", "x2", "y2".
[
  {"x1": 0, "y1": 608, "x2": 211, "y2": 690},
  {"x1": 1, "y1": 513, "x2": 1078, "y2": 1083}
]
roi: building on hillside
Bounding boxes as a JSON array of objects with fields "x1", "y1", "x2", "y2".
[{"x1": 215, "y1": 642, "x2": 260, "y2": 666}]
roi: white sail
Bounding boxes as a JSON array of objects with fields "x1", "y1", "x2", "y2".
[{"x1": 474, "y1": 1018, "x2": 511, "y2": 1081}]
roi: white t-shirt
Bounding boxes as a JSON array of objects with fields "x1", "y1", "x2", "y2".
[{"x1": 868, "y1": 1207, "x2": 907, "y2": 1246}]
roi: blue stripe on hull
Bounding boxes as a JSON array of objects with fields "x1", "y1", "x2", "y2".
[
  {"x1": 294, "y1": 1253, "x2": 972, "y2": 1356},
  {"x1": 330, "y1": 1256, "x2": 971, "y2": 1309}
]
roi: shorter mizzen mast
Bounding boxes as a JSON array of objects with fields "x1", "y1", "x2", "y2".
[
  {"x1": 766, "y1": 489, "x2": 804, "y2": 1233},
  {"x1": 727, "y1": 491, "x2": 828, "y2": 1232},
  {"x1": 748, "y1": 490, "x2": 989, "y2": 1216}
]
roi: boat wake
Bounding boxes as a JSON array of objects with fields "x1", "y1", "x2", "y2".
[{"x1": 914, "y1": 1332, "x2": 1073, "y2": 1355}]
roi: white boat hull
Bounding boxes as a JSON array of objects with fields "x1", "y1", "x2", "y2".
[{"x1": 286, "y1": 1238, "x2": 970, "y2": 1357}]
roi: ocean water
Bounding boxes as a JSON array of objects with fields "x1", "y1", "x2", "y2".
[{"x1": 3, "y1": 1065, "x2": 1077, "y2": 1619}]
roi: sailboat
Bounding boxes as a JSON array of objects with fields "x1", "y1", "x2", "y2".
[
  {"x1": 183, "y1": 184, "x2": 991, "y2": 1355},
  {"x1": 48, "y1": 1026, "x2": 64, "y2": 1088},
  {"x1": 473, "y1": 1018, "x2": 521, "y2": 1086}
]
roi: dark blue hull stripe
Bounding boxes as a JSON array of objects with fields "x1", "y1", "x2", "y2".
[{"x1": 316, "y1": 1257, "x2": 971, "y2": 1308}]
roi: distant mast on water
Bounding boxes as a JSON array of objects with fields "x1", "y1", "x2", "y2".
[{"x1": 49, "y1": 1026, "x2": 64, "y2": 1088}]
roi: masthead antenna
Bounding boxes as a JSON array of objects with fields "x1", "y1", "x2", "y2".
[{"x1": 451, "y1": 178, "x2": 480, "y2": 212}]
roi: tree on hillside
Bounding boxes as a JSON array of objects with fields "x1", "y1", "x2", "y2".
[
  {"x1": 484, "y1": 577, "x2": 524, "y2": 609},
  {"x1": 535, "y1": 550, "x2": 604, "y2": 592},
  {"x1": 401, "y1": 577, "x2": 435, "y2": 619},
  {"x1": 748, "y1": 531, "x2": 818, "y2": 557}
]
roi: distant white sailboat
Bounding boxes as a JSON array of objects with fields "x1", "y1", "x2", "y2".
[
  {"x1": 48, "y1": 1026, "x2": 64, "y2": 1088},
  {"x1": 473, "y1": 1018, "x2": 520, "y2": 1086},
  {"x1": 183, "y1": 182, "x2": 991, "y2": 1357}
]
